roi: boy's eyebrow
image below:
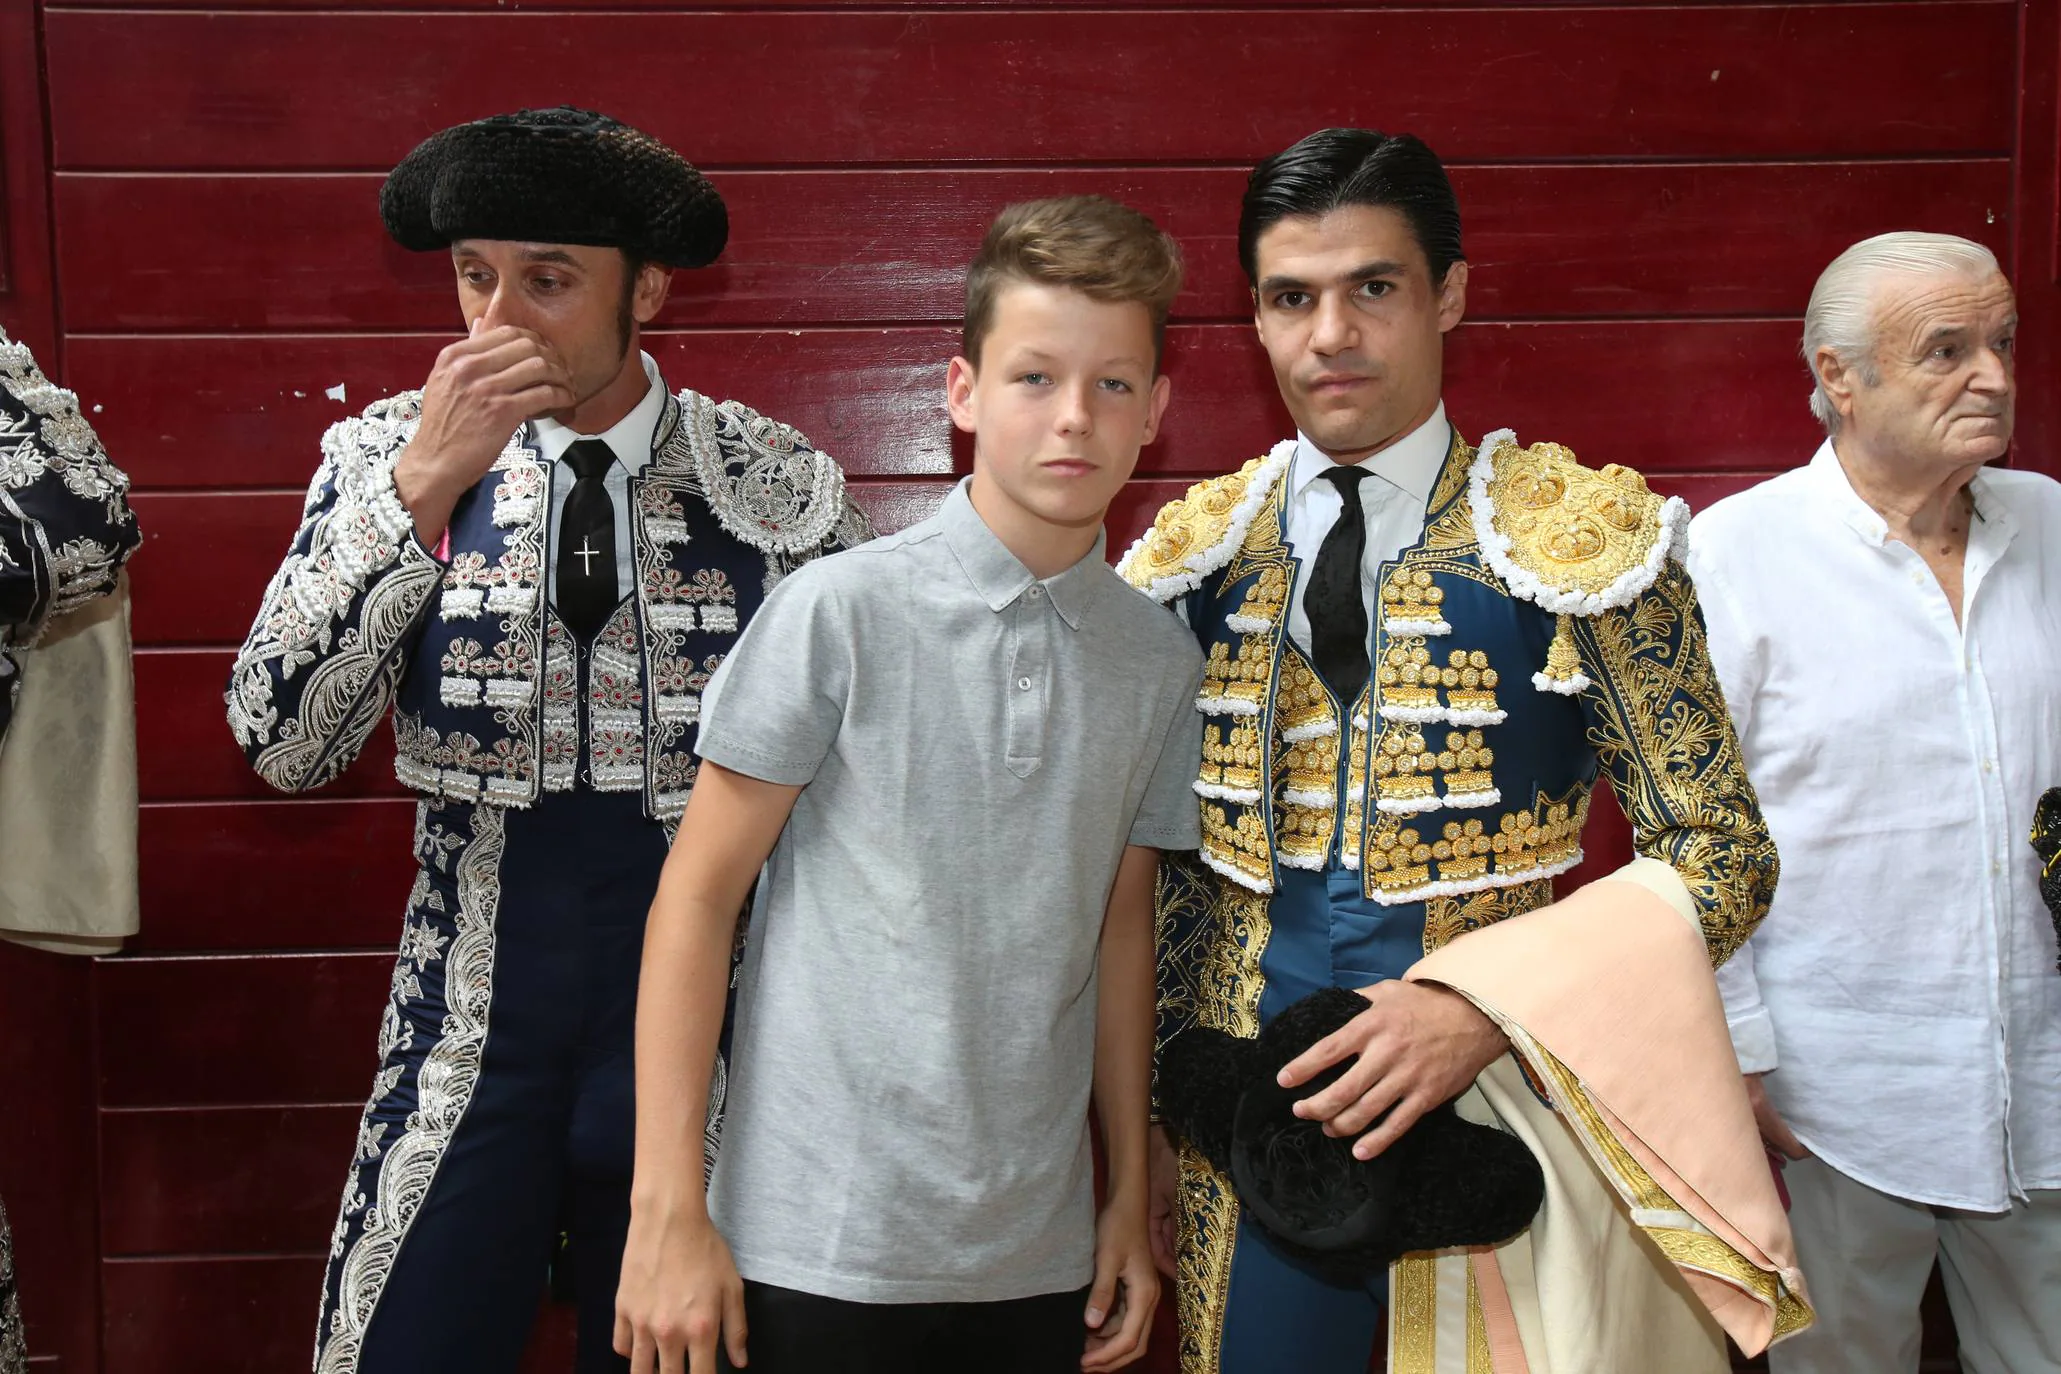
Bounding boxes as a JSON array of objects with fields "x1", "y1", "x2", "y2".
[{"x1": 1256, "y1": 258, "x2": 1408, "y2": 296}]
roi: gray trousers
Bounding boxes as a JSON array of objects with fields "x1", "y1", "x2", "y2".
[{"x1": 1770, "y1": 1156, "x2": 2061, "y2": 1374}]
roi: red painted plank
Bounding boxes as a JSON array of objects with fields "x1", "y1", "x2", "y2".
[
  {"x1": 0, "y1": 940, "x2": 100, "y2": 1373},
  {"x1": 52, "y1": 0, "x2": 2000, "y2": 10},
  {"x1": 2008, "y1": 0, "x2": 2061, "y2": 476},
  {"x1": 136, "y1": 800, "x2": 418, "y2": 953},
  {"x1": 96, "y1": 952, "x2": 392, "y2": 1107},
  {"x1": 77, "y1": 329, "x2": 967, "y2": 489},
  {"x1": 136, "y1": 649, "x2": 406, "y2": 803},
  {"x1": 129, "y1": 491, "x2": 299, "y2": 647},
  {"x1": 54, "y1": 161, "x2": 2011, "y2": 330},
  {"x1": 104, "y1": 1256, "x2": 572, "y2": 1372},
  {"x1": 44, "y1": 8, "x2": 2013, "y2": 171},
  {"x1": 101, "y1": 1106, "x2": 359, "y2": 1256},
  {"x1": 82, "y1": 320, "x2": 1829, "y2": 497},
  {"x1": 102, "y1": 1255, "x2": 326, "y2": 1374}
]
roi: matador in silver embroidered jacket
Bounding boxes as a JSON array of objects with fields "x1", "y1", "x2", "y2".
[{"x1": 223, "y1": 108, "x2": 873, "y2": 1374}]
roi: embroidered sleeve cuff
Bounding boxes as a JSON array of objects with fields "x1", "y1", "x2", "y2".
[
  {"x1": 693, "y1": 732, "x2": 820, "y2": 787},
  {"x1": 1728, "y1": 1006, "x2": 1779, "y2": 1075}
]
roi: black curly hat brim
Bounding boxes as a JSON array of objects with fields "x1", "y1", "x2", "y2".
[
  {"x1": 1161, "y1": 985, "x2": 1545, "y2": 1273},
  {"x1": 380, "y1": 106, "x2": 727, "y2": 269}
]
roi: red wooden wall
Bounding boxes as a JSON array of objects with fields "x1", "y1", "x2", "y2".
[{"x1": 0, "y1": 2, "x2": 2055, "y2": 1370}]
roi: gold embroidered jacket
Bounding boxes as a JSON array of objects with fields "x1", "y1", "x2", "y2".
[
  {"x1": 1119, "y1": 428, "x2": 1777, "y2": 1052},
  {"x1": 225, "y1": 386, "x2": 870, "y2": 819}
]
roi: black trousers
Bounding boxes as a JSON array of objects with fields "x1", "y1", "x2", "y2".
[{"x1": 722, "y1": 1281, "x2": 1093, "y2": 1374}]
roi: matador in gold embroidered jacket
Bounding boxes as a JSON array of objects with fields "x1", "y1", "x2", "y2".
[{"x1": 1122, "y1": 423, "x2": 1796, "y2": 1373}]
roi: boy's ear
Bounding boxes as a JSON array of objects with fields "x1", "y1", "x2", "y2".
[
  {"x1": 1140, "y1": 372, "x2": 1173, "y2": 447},
  {"x1": 945, "y1": 356, "x2": 979, "y2": 434}
]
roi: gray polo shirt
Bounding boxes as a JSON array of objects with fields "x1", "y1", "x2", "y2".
[{"x1": 696, "y1": 478, "x2": 1203, "y2": 1304}]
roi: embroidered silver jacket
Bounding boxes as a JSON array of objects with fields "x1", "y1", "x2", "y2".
[
  {"x1": 225, "y1": 384, "x2": 871, "y2": 818},
  {"x1": 0, "y1": 329, "x2": 140, "y2": 737}
]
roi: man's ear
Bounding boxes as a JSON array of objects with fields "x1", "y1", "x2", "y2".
[
  {"x1": 1814, "y1": 345, "x2": 1860, "y2": 424},
  {"x1": 1436, "y1": 262, "x2": 1469, "y2": 334},
  {"x1": 945, "y1": 355, "x2": 979, "y2": 434},
  {"x1": 634, "y1": 262, "x2": 673, "y2": 324}
]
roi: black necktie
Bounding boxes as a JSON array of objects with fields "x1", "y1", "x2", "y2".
[
  {"x1": 1308, "y1": 465, "x2": 1373, "y2": 703},
  {"x1": 557, "y1": 438, "x2": 619, "y2": 641}
]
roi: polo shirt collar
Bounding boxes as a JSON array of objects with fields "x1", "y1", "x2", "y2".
[{"x1": 939, "y1": 478, "x2": 1107, "y2": 629}]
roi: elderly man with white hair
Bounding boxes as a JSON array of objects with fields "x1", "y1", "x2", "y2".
[{"x1": 1686, "y1": 232, "x2": 2061, "y2": 1372}]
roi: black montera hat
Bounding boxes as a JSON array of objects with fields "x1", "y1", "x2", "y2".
[
  {"x1": 380, "y1": 106, "x2": 727, "y2": 269},
  {"x1": 1159, "y1": 986, "x2": 1545, "y2": 1273}
]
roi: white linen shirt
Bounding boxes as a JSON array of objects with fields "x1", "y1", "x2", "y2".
[
  {"x1": 1687, "y1": 441, "x2": 2061, "y2": 1210},
  {"x1": 531, "y1": 350, "x2": 665, "y2": 599},
  {"x1": 1283, "y1": 403, "x2": 1450, "y2": 653}
]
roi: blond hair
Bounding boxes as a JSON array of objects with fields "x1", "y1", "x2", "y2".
[{"x1": 962, "y1": 196, "x2": 1185, "y2": 369}]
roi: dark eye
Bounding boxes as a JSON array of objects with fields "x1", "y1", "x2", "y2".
[
  {"x1": 1272, "y1": 291, "x2": 1310, "y2": 310},
  {"x1": 1357, "y1": 280, "x2": 1393, "y2": 299},
  {"x1": 1996, "y1": 336, "x2": 2015, "y2": 355},
  {"x1": 533, "y1": 276, "x2": 564, "y2": 293},
  {"x1": 460, "y1": 268, "x2": 492, "y2": 286},
  {"x1": 1098, "y1": 377, "x2": 1134, "y2": 394}
]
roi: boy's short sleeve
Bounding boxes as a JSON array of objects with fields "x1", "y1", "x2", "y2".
[
  {"x1": 694, "y1": 568, "x2": 851, "y2": 786},
  {"x1": 1126, "y1": 660, "x2": 1205, "y2": 850}
]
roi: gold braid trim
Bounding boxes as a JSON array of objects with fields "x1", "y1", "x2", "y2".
[{"x1": 1175, "y1": 1146, "x2": 1239, "y2": 1374}]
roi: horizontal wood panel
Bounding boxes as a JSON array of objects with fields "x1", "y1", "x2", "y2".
[
  {"x1": 84, "y1": 320, "x2": 1824, "y2": 496},
  {"x1": 44, "y1": 8, "x2": 2013, "y2": 171},
  {"x1": 97, "y1": 953, "x2": 392, "y2": 1107},
  {"x1": 54, "y1": 161, "x2": 2011, "y2": 330},
  {"x1": 49, "y1": 0, "x2": 2001, "y2": 10},
  {"x1": 102, "y1": 1255, "x2": 326, "y2": 1373},
  {"x1": 101, "y1": 1106, "x2": 357, "y2": 1256},
  {"x1": 137, "y1": 800, "x2": 418, "y2": 952},
  {"x1": 79, "y1": 329, "x2": 971, "y2": 486},
  {"x1": 103, "y1": 1255, "x2": 571, "y2": 1372},
  {"x1": 137, "y1": 649, "x2": 406, "y2": 803}
]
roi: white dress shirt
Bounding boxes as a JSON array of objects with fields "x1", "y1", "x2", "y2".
[
  {"x1": 531, "y1": 350, "x2": 666, "y2": 600},
  {"x1": 1687, "y1": 441, "x2": 2061, "y2": 1210},
  {"x1": 1284, "y1": 403, "x2": 1451, "y2": 653}
]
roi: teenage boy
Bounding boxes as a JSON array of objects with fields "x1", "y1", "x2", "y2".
[{"x1": 614, "y1": 196, "x2": 1203, "y2": 1374}]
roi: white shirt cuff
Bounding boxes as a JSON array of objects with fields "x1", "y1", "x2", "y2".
[{"x1": 1727, "y1": 1005, "x2": 1779, "y2": 1075}]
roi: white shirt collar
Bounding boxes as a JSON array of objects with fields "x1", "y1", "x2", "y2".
[
  {"x1": 1291, "y1": 401, "x2": 1451, "y2": 506},
  {"x1": 530, "y1": 351, "x2": 667, "y2": 472},
  {"x1": 1809, "y1": 437, "x2": 2017, "y2": 554}
]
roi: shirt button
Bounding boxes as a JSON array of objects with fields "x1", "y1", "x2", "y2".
[
  {"x1": 1027, "y1": 586, "x2": 1043, "y2": 601},
  {"x1": 1017, "y1": 676, "x2": 1032, "y2": 691},
  {"x1": 1983, "y1": 759, "x2": 1996, "y2": 773}
]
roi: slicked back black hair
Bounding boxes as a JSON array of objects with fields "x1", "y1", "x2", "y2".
[{"x1": 1238, "y1": 129, "x2": 1464, "y2": 287}]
